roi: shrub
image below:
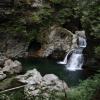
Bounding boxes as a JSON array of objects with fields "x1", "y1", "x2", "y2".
[
  {"x1": 95, "y1": 46, "x2": 100, "y2": 59},
  {"x1": 67, "y1": 73, "x2": 100, "y2": 100}
]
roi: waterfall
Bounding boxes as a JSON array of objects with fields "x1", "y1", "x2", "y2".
[
  {"x1": 58, "y1": 33, "x2": 87, "y2": 71},
  {"x1": 57, "y1": 50, "x2": 74, "y2": 64},
  {"x1": 66, "y1": 48, "x2": 84, "y2": 71},
  {"x1": 67, "y1": 36, "x2": 86, "y2": 71}
]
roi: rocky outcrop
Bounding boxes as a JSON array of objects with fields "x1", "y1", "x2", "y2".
[
  {"x1": 33, "y1": 25, "x2": 74, "y2": 58},
  {"x1": 75, "y1": 31, "x2": 86, "y2": 38},
  {"x1": 0, "y1": 33, "x2": 28, "y2": 58},
  {"x1": 0, "y1": 58, "x2": 22, "y2": 80},
  {"x1": 0, "y1": 71, "x2": 6, "y2": 81},
  {"x1": 16, "y1": 69, "x2": 42, "y2": 84},
  {"x1": 16, "y1": 69, "x2": 69, "y2": 99},
  {"x1": 0, "y1": 26, "x2": 74, "y2": 58},
  {"x1": 0, "y1": 54, "x2": 8, "y2": 66},
  {"x1": 3, "y1": 59, "x2": 22, "y2": 74}
]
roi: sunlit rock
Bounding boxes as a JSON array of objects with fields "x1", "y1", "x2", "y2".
[
  {"x1": 16, "y1": 69, "x2": 69, "y2": 99},
  {"x1": 31, "y1": 0, "x2": 43, "y2": 7},
  {"x1": 16, "y1": 69, "x2": 42, "y2": 84},
  {"x1": 38, "y1": 25, "x2": 73, "y2": 58},
  {"x1": 3, "y1": 59, "x2": 22, "y2": 74}
]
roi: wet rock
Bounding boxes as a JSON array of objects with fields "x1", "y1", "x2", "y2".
[
  {"x1": 75, "y1": 30, "x2": 86, "y2": 38},
  {"x1": 3, "y1": 59, "x2": 22, "y2": 74},
  {"x1": 71, "y1": 34, "x2": 78, "y2": 49}
]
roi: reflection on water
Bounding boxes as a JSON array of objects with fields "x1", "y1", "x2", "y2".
[{"x1": 19, "y1": 58, "x2": 93, "y2": 87}]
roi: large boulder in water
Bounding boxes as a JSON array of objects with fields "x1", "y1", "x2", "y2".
[{"x1": 3, "y1": 59, "x2": 22, "y2": 74}]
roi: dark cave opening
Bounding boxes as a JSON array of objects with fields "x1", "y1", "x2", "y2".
[{"x1": 28, "y1": 39, "x2": 41, "y2": 52}]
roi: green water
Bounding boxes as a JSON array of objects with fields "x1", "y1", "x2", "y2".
[{"x1": 19, "y1": 58, "x2": 93, "y2": 87}]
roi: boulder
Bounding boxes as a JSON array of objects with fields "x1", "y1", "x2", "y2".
[
  {"x1": 16, "y1": 69, "x2": 69, "y2": 99},
  {"x1": 31, "y1": 0, "x2": 43, "y2": 7},
  {"x1": 3, "y1": 59, "x2": 22, "y2": 74},
  {"x1": 24, "y1": 74, "x2": 68, "y2": 99},
  {"x1": 75, "y1": 30, "x2": 86, "y2": 38},
  {"x1": 16, "y1": 69, "x2": 42, "y2": 84},
  {"x1": 0, "y1": 71, "x2": 6, "y2": 81},
  {"x1": 42, "y1": 74, "x2": 68, "y2": 91}
]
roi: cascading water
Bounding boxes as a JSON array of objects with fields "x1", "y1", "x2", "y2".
[
  {"x1": 58, "y1": 34, "x2": 87, "y2": 71},
  {"x1": 66, "y1": 48, "x2": 84, "y2": 71},
  {"x1": 57, "y1": 50, "x2": 74, "y2": 64},
  {"x1": 67, "y1": 36, "x2": 87, "y2": 71}
]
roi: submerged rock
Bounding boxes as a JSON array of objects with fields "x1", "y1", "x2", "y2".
[
  {"x1": 16, "y1": 69, "x2": 68, "y2": 99},
  {"x1": 3, "y1": 59, "x2": 22, "y2": 74}
]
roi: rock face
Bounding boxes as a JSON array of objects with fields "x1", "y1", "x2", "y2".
[
  {"x1": 16, "y1": 69, "x2": 42, "y2": 84},
  {"x1": 75, "y1": 30, "x2": 86, "y2": 38},
  {"x1": 3, "y1": 59, "x2": 22, "y2": 74},
  {"x1": 0, "y1": 71, "x2": 6, "y2": 81},
  {"x1": 16, "y1": 69, "x2": 69, "y2": 99},
  {"x1": 34, "y1": 25, "x2": 74, "y2": 58},
  {"x1": 0, "y1": 54, "x2": 8, "y2": 66},
  {"x1": 0, "y1": 26, "x2": 74, "y2": 58},
  {"x1": 31, "y1": 0, "x2": 43, "y2": 7},
  {"x1": 0, "y1": 58, "x2": 22, "y2": 80},
  {"x1": 0, "y1": 33, "x2": 28, "y2": 58},
  {"x1": 6, "y1": 40, "x2": 28, "y2": 58}
]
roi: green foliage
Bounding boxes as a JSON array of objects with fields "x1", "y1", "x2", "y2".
[
  {"x1": 79, "y1": 0, "x2": 100, "y2": 37},
  {"x1": 95, "y1": 46, "x2": 100, "y2": 59},
  {"x1": 0, "y1": 0, "x2": 99, "y2": 56},
  {"x1": 49, "y1": 0, "x2": 64, "y2": 4},
  {"x1": 0, "y1": 90, "x2": 66, "y2": 100},
  {"x1": 67, "y1": 73, "x2": 100, "y2": 100},
  {"x1": 0, "y1": 89, "x2": 25, "y2": 100}
]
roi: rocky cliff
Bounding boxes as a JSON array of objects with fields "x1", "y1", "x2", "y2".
[
  {"x1": 0, "y1": 0, "x2": 76, "y2": 58},
  {"x1": 0, "y1": 0, "x2": 98, "y2": 60}
]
